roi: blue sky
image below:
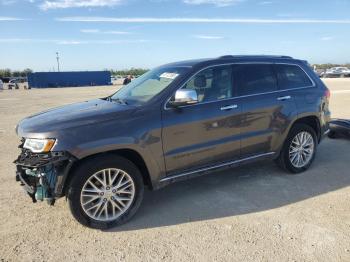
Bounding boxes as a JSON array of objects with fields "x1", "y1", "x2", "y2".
[{"x1": 0, "y1": 0, "x2": 350, "y2": 71}]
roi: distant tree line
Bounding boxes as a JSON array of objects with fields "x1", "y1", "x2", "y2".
[
  {"x1": 110, "y1": 68, "x2": 149, "y2": 76},
  {"x1": 2, "y1": 64, "x2": 350, "y2": 79},
  {"x1": 312, "y1": 63, "x2": 350, "y2": 70},
  {"x1": 0, "y1": 68, "x2": 33, "y2": 78}
]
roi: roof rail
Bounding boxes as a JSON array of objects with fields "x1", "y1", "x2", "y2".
[
  {"x1": 217, "y1": 55, "x2": 235, "y2": 59},
  {"x1": 218, "y1": 55, "x2": 293, "y2": 59}
]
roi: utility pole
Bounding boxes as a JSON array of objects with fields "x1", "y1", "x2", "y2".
[{"x1": 56, "y1": 52, "x2": 60, "y2": 72}]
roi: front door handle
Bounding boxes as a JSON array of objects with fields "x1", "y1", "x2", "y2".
[
  {"x1": 220, "y1": 104, "x2": 238, "y2": 111},
  {"x1": 277, "y1": 95, "x2": 292, "y2": 101}
]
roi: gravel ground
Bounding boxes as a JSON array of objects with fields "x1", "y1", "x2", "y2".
[{"x1": 0, "y1": 80, "x2": 349, "y2": 262}]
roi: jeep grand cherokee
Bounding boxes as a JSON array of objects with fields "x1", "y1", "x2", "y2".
[{"x1": 14, "y1": 55, "x2": 331, "y2": 229}]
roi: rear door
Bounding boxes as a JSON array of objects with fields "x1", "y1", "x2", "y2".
[
  {"x1": 161, "y1": 65, "x2": 243, "y2": 175},
  {"x1": 234, "y1": 63, "x2": 298, "y2": 158},
  {"x1": 273, "y1": 63, "x2": 316, "y2": 114}
]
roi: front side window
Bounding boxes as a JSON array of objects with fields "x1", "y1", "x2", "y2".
[
  {"x1": 182, "y1": 65, "x2": 233, "y2": 103},
  {"x1": 274, "y1": 64, "x2": 313, "y2": 90},
  {"x1": 234, "y1": 64, "x2": 277, "y2": 96},
  {"x1": 111, "y1": 66, "x2": 189, "y2": 105}
]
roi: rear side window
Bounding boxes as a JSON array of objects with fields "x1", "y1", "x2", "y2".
[
  {"x1": 234, "y1": 64, "x2": 277, "y2": 96},
  {"x1": 274, "y1": 64, "x2": 313, "y2": 90}
]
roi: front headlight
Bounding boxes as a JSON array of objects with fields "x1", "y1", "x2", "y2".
[{"x1": 23, "y1": 138, "x2": 56, "y2": 153}]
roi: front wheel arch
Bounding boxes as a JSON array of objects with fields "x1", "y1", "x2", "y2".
[
  {"x1": 63, "y1": 149, "x2": 152, "y2": 197},
  {"x1": 67, "y1": 155, "x2": 144, "y2": 229}
]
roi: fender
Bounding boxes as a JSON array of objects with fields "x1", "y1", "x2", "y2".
[{"x1": 66, "y1": 135, "x2": 166, "y2": 190}]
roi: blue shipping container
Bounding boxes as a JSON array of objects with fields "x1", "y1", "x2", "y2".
[{"x1": 28, "y1": 71, "x2": 111, "y2": 88}]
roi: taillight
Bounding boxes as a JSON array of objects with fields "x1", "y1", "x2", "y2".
[{"x1": 325, "y1": 88, "x2": 331, "y2": 99}]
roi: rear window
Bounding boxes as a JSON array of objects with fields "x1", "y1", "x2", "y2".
[
  {"x1": 274, "y1": 64, "x2": 313, "y2": 90},
  {"x1": 234, "y1": 64, "x2": 277, "y2": 96}
]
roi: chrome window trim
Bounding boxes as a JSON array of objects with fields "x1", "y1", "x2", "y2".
[
  {"x1": 160, "y1": 152, "x2": 276, "y2": 182},
  {"x1": 163, "y1": 62, "x2": 316, "y2": 110}
]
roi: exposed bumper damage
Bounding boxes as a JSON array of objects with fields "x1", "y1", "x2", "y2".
[
  {"x1": 329, "y1": 119, "x2": 350, "y2": 138},
  {"x1": 14, "y1": 139, "x2": 76, "y2": 205}
]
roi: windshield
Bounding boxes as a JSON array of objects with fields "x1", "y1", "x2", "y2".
[{"x1": 110, "y1": 66, "x2": 189, "y2": 105}]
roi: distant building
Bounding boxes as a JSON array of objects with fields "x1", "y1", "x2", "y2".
[{"x1": 28, "y1": 71, "x2": 111, "y2": 88}]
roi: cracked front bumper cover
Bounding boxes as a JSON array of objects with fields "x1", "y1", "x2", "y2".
[{"x1": 14, "y1": 140, "x2": 76, "y2": 203}]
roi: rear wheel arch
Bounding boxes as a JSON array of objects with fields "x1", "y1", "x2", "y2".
[
  {"x1": 63, "y1": 149, "x2": 153, "y2": 196},
  {"x1": 276, "y1": 123, "x2": 318, "y2": 173},
  {"x1": 290, "y1": 115, "x2": 321, "y2": 142},
  {"x1": 275, "y1": 115, "x2": 321, "y2": 158}
]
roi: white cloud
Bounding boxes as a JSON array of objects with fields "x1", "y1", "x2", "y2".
[
  {"x1": 0, "y1": 16, "x2": 25, "y2": 21},
  {"x1": 57, "y1": 39, "x2": 148, "y2": 44},
  {"x1": 277, "y1": 13, "x2": 306, "y2": 18},
  {"x1": 80, "y1": 29, "x2": 100, "y2": 33},
  {"x1": 40, "y1": 0, "x2": 123, "y2": 10},
  {"x1": 104, "y1": 30, "x2": 130, "y2": 34},
  {"x1": 80, "y1": 29, "x2": 130, "y2": 34},
  {"x1": 0, "y1": 38, "x2": 51, "y2": 43},
  {"x1": 259, "y1": 1, "x2": 273, "y2": 4},
  {"x1": 193, "y1": 35, "x2": 224, "y2": 39},
  {"x1": 183, "y1": 0, "x2": 243, "y2": 7},
  {"x1": 56, "y1": 17, "x2": 350, "y2": 24},
  {"x1": 1, "y1": 0, "x2": 17, "y2": 5},
  {"x1": 57, "y1": 40, "x2": 83, "y2": 45},
  {"x1": 321, "y1": 36, "x2": 334, "y2": 41},
  {"x1": 0, "y1": 38, "x2": 148, "y2": 45},
  {"x1": 1, "y1": 0, "x2": 40, "y2": 5}
]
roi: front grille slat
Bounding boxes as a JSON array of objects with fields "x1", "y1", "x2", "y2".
[{"x1": 15, "y1": 148, "x2": 53, "y2": 167}]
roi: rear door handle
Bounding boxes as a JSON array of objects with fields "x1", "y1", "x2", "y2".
[
  {"x1": 220, "y1": 104, "x2": 238, "y2": 111},
  {"x1": 277, "y1": 95, "x2": 292, "y2": 101}
]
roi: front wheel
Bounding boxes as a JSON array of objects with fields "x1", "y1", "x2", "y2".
[
  {"x1": 67, "y1": 155, "x2": 144, "y2": 229},
  {"x1": 276, "y1": 124, "x2": 317, "y2": 174}
]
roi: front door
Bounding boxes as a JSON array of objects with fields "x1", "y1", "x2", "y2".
[{"x1": 161, "y1": 65, "x2": 243, "y2": 175}]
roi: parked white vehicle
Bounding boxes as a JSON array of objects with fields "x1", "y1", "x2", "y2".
[
  {"x1": 321, "y1": 67, "x2": 350, "y2": 78},
  {"x1": 0, "y1": 79, "x2": 3, "y2": 90}
]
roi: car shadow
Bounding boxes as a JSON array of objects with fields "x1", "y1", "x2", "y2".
[{"x1": 105, "y1": 138, "x2": 350, "y2": 232}]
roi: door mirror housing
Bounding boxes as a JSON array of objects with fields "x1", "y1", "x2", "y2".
[{"x1": 168, "y1": 89, "x2": 198, "y2": 107}]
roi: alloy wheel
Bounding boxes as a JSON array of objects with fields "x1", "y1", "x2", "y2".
[
  {"x1": 80, "y1": 168, "x2": 135, "y2": 221},
  {"x1": 289, "y1": 131, "x2": 315, "y2": 168}
]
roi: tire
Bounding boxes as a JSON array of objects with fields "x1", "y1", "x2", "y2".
[
  {"x1": 276, "y1": 123, "x2": 317, "y2": 174},
  {"x1": 67, "y1": 155, "x2": 144, "y2": 229}
]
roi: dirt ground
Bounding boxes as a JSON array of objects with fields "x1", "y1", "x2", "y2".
[{"x1": 0, "y1": 79, "x2": 349, "y2": 262}]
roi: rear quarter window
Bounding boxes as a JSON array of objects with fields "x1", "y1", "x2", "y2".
[{"x1": 274, "y1": 64, "x2": 313, "y2": 90}]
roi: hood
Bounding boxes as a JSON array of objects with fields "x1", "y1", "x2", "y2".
[{"x1": 17, "y1": 99, "x2": 134, "y2": 137}]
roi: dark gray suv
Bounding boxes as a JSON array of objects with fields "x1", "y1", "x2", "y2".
[{"x1": 15, "y1": 55, "x2": 331, "y2": 229}]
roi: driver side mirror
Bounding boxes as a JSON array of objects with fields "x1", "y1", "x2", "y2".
[{"x1": 168, "y1": 89, "x2": 198, "y2": 107}]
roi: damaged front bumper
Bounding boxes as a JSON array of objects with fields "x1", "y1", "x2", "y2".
[{"x1": 14, "y1": 140, "x2": 76, "y2": 205}]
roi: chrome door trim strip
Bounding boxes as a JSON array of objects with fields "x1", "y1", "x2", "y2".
[{"x1": 160, "y1": 152, "x2": 276, "y2": 182}]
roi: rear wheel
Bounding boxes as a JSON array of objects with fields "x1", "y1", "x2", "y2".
[
  {"x1": 68, "y1": 155, "x2": 144, "y2": 229},
  {"x1": 276, "y1": 124, "x2": 317, "y2": 174}
]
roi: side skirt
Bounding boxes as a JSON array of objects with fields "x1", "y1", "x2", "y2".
[{"x1": 157, "y1": 152, "x2": 276, "y2": 188}]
